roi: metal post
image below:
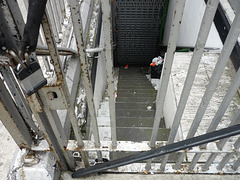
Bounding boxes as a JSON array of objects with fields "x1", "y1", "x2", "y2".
[
  {"x1": 27, "y1": 95, "x2": 69, "y2": 170},
  {"x1": 68, "y1": 0, "x2": 101, "y2": 149},
  {"x1": 0, "y1": 78, "x2": 32, "y2": 149},
  {"x1": 0, "y1": 66, "x2": 42, "y2": 138},
  {"x1": 146, "y1": 0, "x2": 186, "y2": 170},
  {"x1": 41, "y1": 10, "x2": 90, "y2": 166},
  {"x1": 101, "y1": 0, "x2": 117, "y2": 148},
  {"x1": 38, "y1": 90, "x2": 75, "y2": 170}
]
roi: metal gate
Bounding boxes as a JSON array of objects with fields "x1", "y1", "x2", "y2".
[{"x1": 1, "y1": 0, "x2": 240, "y2": 179}]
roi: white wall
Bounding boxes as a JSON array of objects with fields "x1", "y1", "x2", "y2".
[
  {"x1": 163, "y1": 75, "x2": 181, "y2": 141},
  {"x1": 163, "y1": 0, "x2": 223, "y2": 49},
  {"x1": 93, "y1": 28, "x2": 107, "y2": 112}
]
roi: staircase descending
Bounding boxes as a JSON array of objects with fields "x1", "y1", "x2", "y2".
[{"x1": 116, "y1": 67, "x2": 170, "y2": 142}]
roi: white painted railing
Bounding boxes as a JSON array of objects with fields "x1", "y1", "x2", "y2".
[{"x1": 1, "y1": 0, "x2": 240, "y2": 176}]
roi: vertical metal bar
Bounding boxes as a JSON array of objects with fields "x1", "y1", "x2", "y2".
[
  {"x1": 6, "y1": 0, "x2": 25, "y2": 37},
  {"x1": 183, "y1": 63, "x2": 240, "y2": 169},
  {"x1": 169, "y1": 8, "x2": 240, "y2": 172},
  {"x1": 174, "y1": 153, "x2": 185, "y2": 170},
  {"x1": 233, "y1": 158, "x2": 240, "y2": 171},
  {"x1": 68, "y1": 0, "x2": 101, "y2": 148},
  {"x1": 0, "y1": 78, "x2": 32, "y2": 149},
  {"x1": 38, "y1": 90, "x2": 75, "y2": 169},
  {"x1": 150, "y1": 0, "x2": 186, "y2": 147},
  {"x1": 27, "y1": 95, "x2": 69, "y2": 170},
  {"x1": 189, "y1": 153, "x2": 203, "y2": 171},
  {"x1": 0, "y1": 66, "x2": 42, "y2": 137},
  {"x1": 55, "y1": 0, "x2": 64, "y2": 28},
  {"x1": 59, "y1": 0, "x2": 65, "y2": 18},
  {"x1": 83, "y1": 0, "x2": 95, "y2": 45},
  {"x1": 101, "y1": 0, "x2": 117, "y2": 148},
  {"x1": 146, "y1": 0, "x2": 186, "y2": 170},
  {"x1": 46, "y1": 1, "x2": 60, "y2": 42},
  {"x1": 205, "y1": 109, "x2": 240, "y2": 171},
  {"x1": 217, "y1": 109, "x2": 240, "y2": 149},
  {"x1": 161, "y1": 0, "x2": 219, "y2": 170},
  {"x1": 41, "y1": 11, "x2": 89, "y2": 166},
  {"x1": 200, "y1": 67, "x2": 240, "y2": 149},
  {"x1": 234, "y1": 137, "x2": 240, "y2": 149},
  {"x1": 217, "y1": 153, "x2": 234, "y2": 170},
  {"x1": 50, "y1": 0, "x2": 61, "y2": 33},
  {"x1": 202, "y1": 153, "x2": 218, "y2": 171},
  {"x1": 186, "y1": 11, "x2": 240, "y2": 140},
  {"x1": 166, "y1": 0, "x2": 219, "y2": 147}
]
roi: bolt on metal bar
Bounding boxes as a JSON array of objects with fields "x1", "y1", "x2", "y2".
[
  {"x1": 72, "y1": 124, "x2": 240, "y2": 178},
  {"x1": 173, "y1": 8, "x2": 240, "y2": 170},
  {"x1": 68, "y1": 0, "x2": 101, "y2": 149},
  {"x1": 146, "y1": 0, "x2": 186, "y2": 170},
  {"x1": 101, "y1": 0, "x2": 117, "y2": 148}
]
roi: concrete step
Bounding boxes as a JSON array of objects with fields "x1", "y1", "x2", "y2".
[
  {"x1": 117, "y1": 92, "x2": 156, "y2": 98},
  {"x1": 117, "y1": 89, "x2": 157, "y2": 94},
  {"x1": 116, "y1": 109, "x2": 155, "y2": 118},
  {"x1": 116, "y1": 97, "x2": 156, "y2": 103},
  {"x1": 116, "y1": 117, "x2": 166, "y2": 128},
  {"x1": 117, "y1": 127, "x2": 170, "y2": 141},
  {"x1": 117, "y1": 81, "x2": 152, "y2": 87},
  {"x1": 117, "y1": 85, "x2": 154, "y2": 89},
  {"x1": 116, "y1": 102, "x2": 156, "y2": 110}
]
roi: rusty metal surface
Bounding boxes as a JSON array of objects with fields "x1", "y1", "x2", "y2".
[{"x1": 0, "y1": 78, "x2": 32, "y2": 149}]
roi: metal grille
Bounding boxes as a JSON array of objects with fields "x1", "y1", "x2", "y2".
[{"x1": 113, "y1": 0, "x2": 166, "y2": 65}]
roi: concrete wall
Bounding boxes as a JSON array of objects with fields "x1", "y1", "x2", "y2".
[
  {"x1": 163, "y1": 0, "x2": 223, "y2": 49},
  {"x1": 163, "y1": 75, "x2": 181, "y2": 141},
  {"x1": 93, "y1": 28, "x2": 107, "y2": 112}
]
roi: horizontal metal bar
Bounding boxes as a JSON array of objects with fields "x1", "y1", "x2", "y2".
[
  {"x1": 36, "y1": 45, "x2": 77, "y2": 56},
  {"x1": 72, "y1": 124, "x2": 240, "y2": 178},
  {"x1": 32, "y1": 139, "x2": 240, "y2": 154},
  {"x1": 85, "y1": 47, "x2": 104, "y2": 53}
]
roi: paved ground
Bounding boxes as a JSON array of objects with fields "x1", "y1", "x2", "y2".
[
  {"x1": 0, "y1": 121, "x2": 17, "y2": 180},
  {"x1": 61, "y1": 171, "x2": 240, "y2": 180}
]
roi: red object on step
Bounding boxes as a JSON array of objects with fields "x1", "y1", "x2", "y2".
[{"x1": 125, "y1": 64, "x2": 129, "y2": 69}]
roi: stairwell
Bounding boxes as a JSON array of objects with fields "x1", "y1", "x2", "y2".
[{"x1": 116, "y1": 67, "x2": 170, "y2": 142}]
